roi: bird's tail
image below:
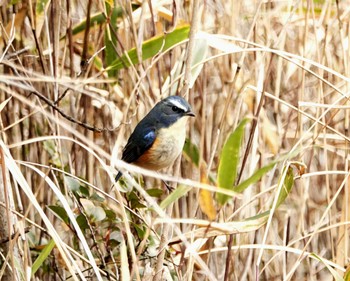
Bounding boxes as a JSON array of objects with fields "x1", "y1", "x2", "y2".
[{"x1": 115, "y1": 171, "x2": 123, "y2": 183}]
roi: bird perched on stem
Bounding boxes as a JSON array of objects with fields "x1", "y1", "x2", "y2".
[{"x1": 115, "y1": 95, "x2": 195, "y2": 184}]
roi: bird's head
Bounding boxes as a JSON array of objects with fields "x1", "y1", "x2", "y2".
[{"x1": 154, "y1": 96, "x2": 195, "y2": 128}]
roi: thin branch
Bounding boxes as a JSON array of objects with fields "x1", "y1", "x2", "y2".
[{"x1": 29, "y1": 90, "x2": 115, "y2": 132}]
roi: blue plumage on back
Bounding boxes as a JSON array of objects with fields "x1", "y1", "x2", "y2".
[
  {"x1": 115, "y1": 95, "x2": 194, "y2": 183},
  {"x1": 121, "y1": 124, "x2": 156, "y2": 164}
]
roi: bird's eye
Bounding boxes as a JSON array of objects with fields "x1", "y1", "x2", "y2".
[{"x1": 171, "y1": 104, "x2": 185, "y2": 114}]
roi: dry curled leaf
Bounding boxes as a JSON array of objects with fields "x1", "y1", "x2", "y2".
[{"x1": 199, "y1": 162, "x2": 216, "y2": 221}]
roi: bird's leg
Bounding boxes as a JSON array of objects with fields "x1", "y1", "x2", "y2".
[{"x1": 115, "y1": 171, "x2": 123, "y2": 183}]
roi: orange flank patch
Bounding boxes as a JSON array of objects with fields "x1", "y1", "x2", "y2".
[{"x1": 134, "y1": 137, "x2": 162, "y2": 170}]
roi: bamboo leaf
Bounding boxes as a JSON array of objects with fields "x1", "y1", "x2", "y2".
[
  {"x1": 31, "y1": 239, "x2": 56, "y2": 276},
  {"x1": 233, "y1": 151, "x2": 300, "y2": 193},
  {"x1": 108, "y1": 24, "x2": 190, "y2": 71},
  {"x1": 216, "y1": 118, "x2": 251, "y2": 205},
  {"x1": 104, "y1": 2, "x2": 119, "y2": 78},
  {"x1": 67, "y1": 8, "x2": 123, "y2": 38},
  {"x1": 146, "y1": 188, "x2": 163, "y2": 198},
  {"x1": 274, "y1": 166, "x2": 294, "y2": 209},
  {"x1": 48, "y1": 205, "x2": 69, "y2": 225},
  {"x1": 160, "y1": 185, "x2": 192, "y2": 209},
  {"x1": 233, "y1": 162, "x2": 276, "y2": 193}
]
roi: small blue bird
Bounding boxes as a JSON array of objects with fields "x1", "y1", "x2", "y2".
[{"x1": 115, "y1": 95, "x2": 195, "y2": 183}]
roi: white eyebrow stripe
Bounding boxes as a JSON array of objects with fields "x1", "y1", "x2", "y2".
[{"x1": 169, "y1": 98, "x2": 188, "y2": 111}]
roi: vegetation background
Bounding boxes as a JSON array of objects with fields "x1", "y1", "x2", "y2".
[{"x1": 0, "y1": 0, "x2": 349, "y2": 280}]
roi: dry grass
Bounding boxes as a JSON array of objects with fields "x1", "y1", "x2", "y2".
[{"x1": 0, "y1": 0, "x2": 350, "y2": 280}]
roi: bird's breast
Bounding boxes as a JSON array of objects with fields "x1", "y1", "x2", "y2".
[{"x1": 135, "y1": 117, "x2": 189, "y2": 170}]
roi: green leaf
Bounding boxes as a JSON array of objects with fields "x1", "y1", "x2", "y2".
[
  {"x1": 48, "y1": 205, "x2": 69, "y2": 224},
  {"x1": 183, "y1": 139, "x2": 199, "y2": 167},
  {"x1": 274, "y1": 166, "x2": 294, "y2": 209},
  {"x1": 241, "y1": 211, "x2": 269, "y2": 230},
  {"x1": 104, "y1": 2, "x2": 119, "y2": 78},
  {"x1": 76, "y1": 214, "x2": 89, "y2": 231},
  {"x1": 79, "y1": 185, "x2": 90, "y2": 198},
  {"x1": 146, "y1": 188, "x2": 164, "y2": 198},
  {"x1": 160, "y1": 185, "x2": 192, "y2": 209},
  {"x1": 233, "y1": 162, "x2": 276, "y2": 193},
  {"x1": 105, "y1": 209, "x2": 117, "y2": 221},
  {"x1": 127, "y1": 191, "x2": 146, "y2": 209},
  {"x1": 35, "y1": 0, "x2": 50, "y2": 37},
  {"x1": 245, "y1": 210, "x2": 271, "y2": 221},
  {"x1": 64, "y1": 176, "x2": 80, "y2": 192},
  {"x1": 43, "y1": 140, "x2": 56, "y2": 156},
  {"x1": 216, "y1": 118, "x2": 251, "y2": 205},
  {"x1": 132, "y1": 223, "x2": 146, "y2": 239},
  {"x1": 31, "y1": 239, "x2": 56, "y2": 276},
  {"x1": 35, "y1": 0, "x2": 50, "y2": 14},
  {"x1": 233, "y1": 150, "x2": 300, "y2": 193},
  {"x1": 80, "y1": 199, "x2": 106, "y2": 222},
  {"x1": 108, "y1": 24, "x2": 190, "y2": 71},
  {"x1": 66, "y1": 8, "x2": 123, "y2": 39}
]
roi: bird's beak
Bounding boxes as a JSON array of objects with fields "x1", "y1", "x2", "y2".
[{"x1": 186, "y1": 111, "x2": 195, "y2": 117}]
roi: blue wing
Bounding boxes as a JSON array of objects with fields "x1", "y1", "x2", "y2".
[{"x1": 121, "y1": 125, "x2": 156, "y2": 163}]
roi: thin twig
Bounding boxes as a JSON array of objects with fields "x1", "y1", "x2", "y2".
[
  {"x1": 223, "y1": 234, "x2": 233, "y2": 281},
  {"x1": 29, "y1": 90, "x2": 115, "y2": 132}
]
